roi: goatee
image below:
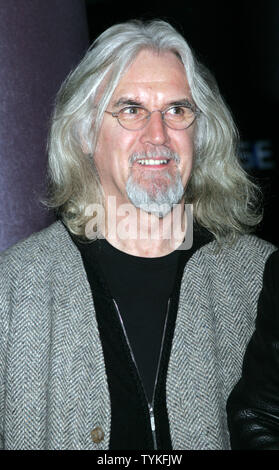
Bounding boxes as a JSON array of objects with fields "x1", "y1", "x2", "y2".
[{"x1": 126, "y1": 150, "x2": 184, "y2": 217}]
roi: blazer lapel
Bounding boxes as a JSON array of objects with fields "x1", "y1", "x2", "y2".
[{"x1": 45, "y1": 223, "x2": 110, "y2": 449}]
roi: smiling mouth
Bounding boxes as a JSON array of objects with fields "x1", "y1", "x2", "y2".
[{"x1": 136, "y1": 158, "x2": 170, "y2": 167}]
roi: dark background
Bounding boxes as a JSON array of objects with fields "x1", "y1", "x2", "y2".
[{"x1": 0, "y1": 0, "x2": 278, "y2": 250}]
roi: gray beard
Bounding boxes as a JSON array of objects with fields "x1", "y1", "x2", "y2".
[{"x1": 126, "y1": 170, "x2": 184, "y2": 218}]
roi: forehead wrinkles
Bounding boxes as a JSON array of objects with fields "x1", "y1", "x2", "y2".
[
  {"x1": 111, "y1": 82, "x2": 192, "y2": 109},
  {"x1": 115, "y1": 74, "x2": 190, "y2": 94},
  {"x1": 111, "y1": 50, "x2": 190, "y2": 97}
]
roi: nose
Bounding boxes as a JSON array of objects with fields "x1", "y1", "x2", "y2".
[{"x1": 140, "y1": 110, "x2": 169, "y2": 146}]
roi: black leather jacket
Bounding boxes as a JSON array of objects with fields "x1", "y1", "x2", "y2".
[{"x1": 227, "y1": 250, "x2": 279, "y2": 449}]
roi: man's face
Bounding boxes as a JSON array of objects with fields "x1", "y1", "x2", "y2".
[{"x1": 94, "y1": 49, "x2": 195, "y2": 214}]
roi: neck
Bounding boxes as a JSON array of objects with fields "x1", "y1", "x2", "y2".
[{"x1": 100, "y1": 196, "x2": 189, "y2": 257}]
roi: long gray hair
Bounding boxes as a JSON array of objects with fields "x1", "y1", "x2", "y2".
[{"x1": 46, "y1": 19, "x2": 262, "y2": 243}]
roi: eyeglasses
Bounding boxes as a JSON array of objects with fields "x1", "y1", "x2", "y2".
[{"x1": 105, "y1": 104, "x2": 200, "y2": 131}]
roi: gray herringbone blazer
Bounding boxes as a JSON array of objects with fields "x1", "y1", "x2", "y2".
[{"x1": 0, "y1": 221, "x2": 276, "y2": 449}]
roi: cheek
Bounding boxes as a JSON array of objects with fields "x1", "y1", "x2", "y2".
[
  {"x1": 94, "y1": 127, "x2": 138, "y2": 185},
  {"x1": 94, "y1": 129, "x2": 117, "y2": 174},
  {"x1": 176, "y1": 133, "x2": 194, "y2": 161},
  {"x1": 95, "y1": 126, "x2": 135, "y2": 162},
  {"x1": 174, "y1": 134, "x2": 194, "y2": 184}
]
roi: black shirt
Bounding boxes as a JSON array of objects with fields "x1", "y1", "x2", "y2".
[
  {"x1": 71, "y1": 225, "x2": 213, "y2": 449},
  {"x1": 94, "y1": 239, "x2": 180, "y2": 403}
]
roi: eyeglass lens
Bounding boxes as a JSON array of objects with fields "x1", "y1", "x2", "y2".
[{"x1": 117, "y1": 106, "x2": 196, "y2": 130}]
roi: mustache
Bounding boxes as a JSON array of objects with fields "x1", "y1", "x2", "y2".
[{"x1": 129, "y1": 149, "x2": 180, "y2": 166}]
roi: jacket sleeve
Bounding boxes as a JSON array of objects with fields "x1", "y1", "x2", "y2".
[
  {"x1": 227, "y1": 249, "x2": 279, "y2": 449},
  {"x1": 0, "y1": 254, "x2": 11, "y2": 450}
]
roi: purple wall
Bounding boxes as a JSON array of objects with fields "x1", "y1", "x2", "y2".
[{"x1": 0, "y1": 0, "x2": 89, "y2": 251}]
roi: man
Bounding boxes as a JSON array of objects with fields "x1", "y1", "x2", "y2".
[{"x1": 0, "y1": 20, "x2": 276, "y2": 450}]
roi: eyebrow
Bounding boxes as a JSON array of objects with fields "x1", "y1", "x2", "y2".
[
  {"x1": 167, "y1": 99, "x2": 194, "y2": 108},
  {"x1": 112, "y1": 97, "x2": 143, "y2": 108},
  {"x1": 112, "y1": 97, "x2": 194, "y2": 109}
]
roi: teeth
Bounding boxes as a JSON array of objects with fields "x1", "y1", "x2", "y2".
[{"x1": 137, "y1": 159, "x2": 168, "y2": 165}]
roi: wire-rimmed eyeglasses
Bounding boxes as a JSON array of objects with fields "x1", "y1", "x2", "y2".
[{"x1": 104, "y1": 103, "x2": 200, "y2": 131}]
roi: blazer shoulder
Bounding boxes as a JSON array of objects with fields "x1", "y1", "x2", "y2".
[
  {"x1": 0, "y1": 221, "x2": 73, "y2": 272},
  {"x1": 203, "y1": 234, "x2": 276, "y2": 259},
  {"x1": 194, "y1": 234, "x2": 277, "y2": 280},
  {"x1": 234, "y1": 234, "x2": 277, "y2": 261},
  {"x1": 241, "y1": 233, "x2": 277, "y2": 251}
]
